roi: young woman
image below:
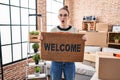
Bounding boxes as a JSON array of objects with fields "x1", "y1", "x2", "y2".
[
  {"x1": 40, "y1": 5, "x2": 86, "y2": 80},
  {"x1": 50, "y1": 5, "x2": 77, "y2": 80}
]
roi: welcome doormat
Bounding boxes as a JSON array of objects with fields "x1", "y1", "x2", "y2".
[{"x1": 41, "y1": 32, "x2": 85, "y2": 62}]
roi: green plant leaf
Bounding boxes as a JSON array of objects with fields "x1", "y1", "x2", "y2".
[
  {"x1": 114, "y1": 35, "x2": 120, "y2": 40},
  {"x1": 35, "y1": 66, "x2": 40, "y2": 72},
  {"x1": 32, "y1": 53, "x2": 41, "y2": 63},
  {"x1": 29, "y1": 30, "x2": 39, "y2": 35},
  {"x1": 32, "y1": 43, "x2": 39, "y2": 49}
]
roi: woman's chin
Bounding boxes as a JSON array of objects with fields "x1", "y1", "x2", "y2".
[{"x1": 61, "y1": 23, "x2": 65, "y2": 26}]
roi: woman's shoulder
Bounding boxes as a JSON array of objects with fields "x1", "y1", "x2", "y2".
[
  {"x1": 71, "y1": 26, "x2": 76, "y2": 29},
  {"x1": 70, "y1": 26, "x2": 78, "y2": 32},
  {"x1": 51, "y1": 26, "x2": 58, "y2": 32}
]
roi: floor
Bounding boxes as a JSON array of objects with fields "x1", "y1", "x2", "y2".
[
  {"x1": 29, "y1": 78, "x2": 50, "y2": 80},
  {"x1": 28, "y1": 77, "x2": 64, "y2": 80},
  {"x1": 28, "y1": 77, "x2": 50, "y2": 80}
]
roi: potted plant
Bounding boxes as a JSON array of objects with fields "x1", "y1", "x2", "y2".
[
  {"x1": 114, "y1": 35, "x2": 120, "y2": 43},
  {"x1": 32, "y1": 43, "x2": 39, "y2": 53},
  {"x1": 32, "y1": 53, "x2": 40, "y2": 64},
  {"x1": 29, "y1": 31, "x2": 40, "y2": 42},
  {"x1": 34, "y1": 31, "x2": 39, "y2": 35},
  {"x1": 34, "y1": 66, "x2": 40, "y2": 76},
  {"x1": 29, "y1": 31, "x2": 39, "y2": 35}
]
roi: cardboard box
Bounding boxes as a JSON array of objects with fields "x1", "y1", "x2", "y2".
[
  {"x1": 84, "y1": 53, "x2": 96, "y2": 62},
  {"x1": 96, "y1": 23, "x2": 108, "y2": 32},
  {"x1": 79, "y1": 31, "x2": 107, "y2": 47},
  {"x1": 41, "y1": 32, "x2": 85, "y2": 62},
  {"x1": 96, "y1": 52, "x2": 120, "y2": 80}
]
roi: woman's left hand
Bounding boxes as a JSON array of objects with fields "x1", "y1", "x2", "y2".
[{"x1": 82, "y1": 35, "x2": 87, "y2": 41}]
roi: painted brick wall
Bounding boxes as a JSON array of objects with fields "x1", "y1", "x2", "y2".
[{"x1": 65, "y1": 0, "x2": 120, "y2": 30}]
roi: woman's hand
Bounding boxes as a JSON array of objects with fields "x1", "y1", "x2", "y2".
[
  {"x1": 82, "y1": 34, "x2": 87, "y2": 41},
  {"x1": 39, "y1": 34, "x2": 43, "y2": 40}
]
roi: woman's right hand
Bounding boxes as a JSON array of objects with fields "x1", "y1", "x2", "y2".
[{"x1": 39, "y1": 34, "x2": 43, "y2": 41}]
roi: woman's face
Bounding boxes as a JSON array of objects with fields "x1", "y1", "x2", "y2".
[{"x1": 58, "y1": 9, "x2": 69, "y2": 26}]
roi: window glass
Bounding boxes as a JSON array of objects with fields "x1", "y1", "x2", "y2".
[
  {"x1": 59, "y1": 3, "x2": 63, "y2": 9},
  {"x1": 10, "y1": 0, "x2": 19, "y2": 6},
  {"x1": 0, "y1": 5, "x2": 10, "y2": 24},
  {"x1": 0, "y1": 0, "x2": 9, "y2": 4},
  {"x1": 30, "y1": 26, "x2": 36, "y2": 32},
  {"x1": 47, "y1": 13, "x2": 52, "y2": 25},
  {"x1": 1, "y1": 26, "x2": 11, "y2": 45},
  {"x1": 52, "y1": 1, "x2": 60, "y2": 13},
  {"x1": 46, "y1": 0, "x2": 63, "y2": 32},
  {"x1": 21, "y1": 0, "x2": 28, "y2": 8},
  {"x1": 21, "y1": 8, "x2": 29, "y2": 25},
  {"x1": 46, "y1": 0, "x2": 52, "y2": 12},
  {"x1": 30, "y1": 43, "x2": 34, "y2": 52},
  {"x1": 51, "y1": 13, "x2": 60, "y2": 26},
  {"x1": 11, "y1": 7, "x2": 20, "y2": 24},
  {"x1": 29, "y1": 16, "x2": 36, "y2": 25},
  {"x1": 29, "y1": 0, "x2": 35, "y2": 9},
  {"x1": 13, "y1": 44, "x2": 21, "y2": 61},
  {"x1": 22, "y1": 43, "x2": 27, "y2": 58},
  {"x1": 2, "y1": 45, "x2": 12, "y2": 64},
  {"x1": 0, "y1": 0, "x2": 36, "y2": 65},
  {"x1": 22, "y1": 26, "x2": 28, "y2": 42},
  {"x1": 12, "y1": 26, "x2": 21, "y2": 43},
  {"x1": 56, "y1": 0, "x2": 64, "y2": 3},
  {"x1": 29, "y1": 10, "x2": 36, "y2": 25},
  {"x1": 47, "y1": 25, "x2": 55, "y2": 32}
]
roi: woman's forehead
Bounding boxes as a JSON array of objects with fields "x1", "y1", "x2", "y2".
[{"x1": 59, "y1": 9, "x2": 68, "y2": 14}]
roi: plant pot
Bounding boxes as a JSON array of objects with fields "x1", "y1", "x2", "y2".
[
  {"x1": 35, "y1": 60, "x2": 39, "y2": 65},
  {"x1": 114, "y1": 40, "x2": 119, "y2": 43},
  {"x1": 34, "y1": 72, "x2": 39, "y2": 77},
  {"x1": 34, "y1": 49, "x2": 38, "y2": 53}
]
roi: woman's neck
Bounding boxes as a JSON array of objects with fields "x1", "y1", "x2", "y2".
[{"x1": 60, "y1": 24, "x2": 68, "y2": 29}]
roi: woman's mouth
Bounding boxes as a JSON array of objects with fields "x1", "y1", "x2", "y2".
[{"x1": 62, "y1": 20, "x2": 64, "y2": 23}]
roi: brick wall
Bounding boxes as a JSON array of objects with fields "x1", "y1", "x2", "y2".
[
  {"x1": 37, "y1": 0, "x2": 46, "y2": 31},
  {"x1": 65, "y1": 0, "x2": 120, "y2": 30},
  {"x1": 3, "y1": 0, "x2": 120, "y2": 79},
  {"x1": 2, "y1": 1, "x2": 47, "y2": 79},
  {"x1": 3, "y1": 59, "x2": 34, "y2": 80},
  {"x1": 37, "y1": 0, "x2": 120, "y2": 31}
]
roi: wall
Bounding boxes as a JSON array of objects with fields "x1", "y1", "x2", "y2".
[
  {"x1": 3, "y1": 59, "x2": 34, "y2": 80},
  {"x1": 36, "y1": 0, "x2": 120, "y2": 31},
  {"x1": 2, "y1": 0, "x2": 46, "y2": 80},
  {"x1": 3, "y1": 0, "x2": 120, "y2": 79},
  {"x1": 65, "y1": 0, "x2": 120, "y2": 30},
  {"x1": 37, "y1": 0, "x2": 46, "y2": 31}
]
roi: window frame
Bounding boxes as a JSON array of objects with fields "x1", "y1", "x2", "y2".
[{"x1": 0, "y1": 0, "x2": 37, "y2": 66}]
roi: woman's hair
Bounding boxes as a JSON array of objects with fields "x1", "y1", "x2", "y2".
[{"x1": 59, "y1": 5, "x2": 70, "y2": 15}]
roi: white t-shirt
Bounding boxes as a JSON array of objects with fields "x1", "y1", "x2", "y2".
[{"x1": 51, "y1": 25, "x2": 77, "y2": 33}]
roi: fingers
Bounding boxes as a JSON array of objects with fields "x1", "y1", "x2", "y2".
[
  {"x1": 82, "y1": 35, "x2": 87, "y2": 41},
  {"x1": 39, "y1": 35, "x2": 43, "y2": 40}
]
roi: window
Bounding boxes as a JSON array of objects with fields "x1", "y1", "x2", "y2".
[
  {"x1": 46, "y1": 0, "x2": 64, "y2": 32},
  {"x1": 0, "y1": 0, "x2": 36, "y2": 65}
]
